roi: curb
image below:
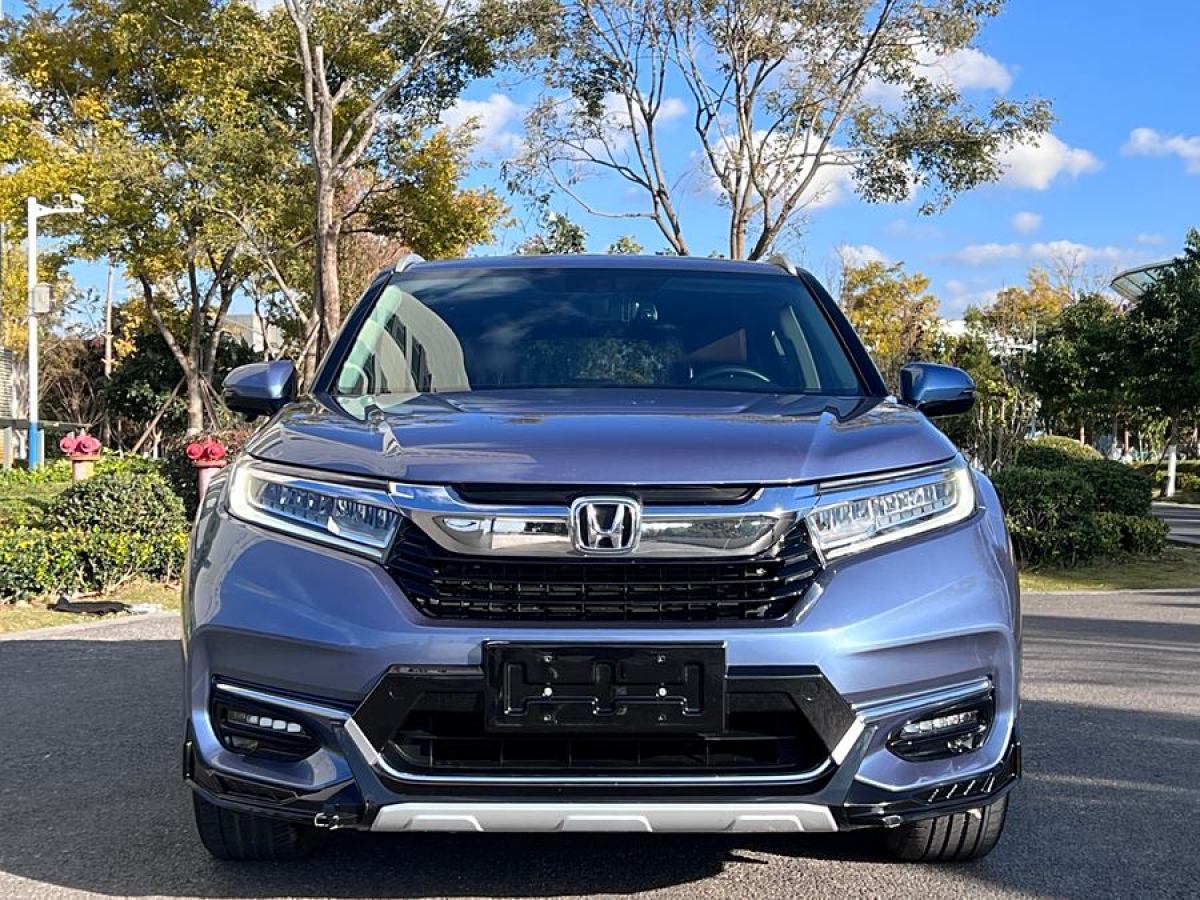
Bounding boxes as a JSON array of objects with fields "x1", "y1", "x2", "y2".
[
  {"x1": 1024, "y1": 587, "x2": 1200, "y2": 597},
  {"x1": 0, "y1": 609, "x2": 177, "y2": 641}
]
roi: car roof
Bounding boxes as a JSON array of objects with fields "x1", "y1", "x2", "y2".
[{"x1": 402, "y1": 254, "x2": 803, "y2": 277}]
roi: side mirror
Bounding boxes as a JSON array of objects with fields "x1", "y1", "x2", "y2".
[
  {"x1": 899, "y1": 362, "x2": 976, "y2": 418},
  {"x1": 222, "y1": 360, "x2": 298, "y2": 419}
]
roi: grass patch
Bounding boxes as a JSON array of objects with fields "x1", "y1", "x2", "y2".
[
  {"x1": 0, "y1": 578, "x2": 179, "y2": 635},
  {"x1": 1020, "y1": 546, "x2": 1200, "y2": 593},
  {"x1": 0, "y1": 481, "x2": 69, "y2": 526}
]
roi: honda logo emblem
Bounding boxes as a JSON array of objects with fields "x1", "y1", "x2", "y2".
[{"x1": 570, "y1": 496, "x2": 641, "y2": 554}]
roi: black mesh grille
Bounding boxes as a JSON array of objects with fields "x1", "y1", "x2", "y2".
[
  {"x1": 387, "y1": 519, "x2": 820, "y2": 622},
  {"x1": 389, "y1": 709, "x2": 824, "y2": 775}
]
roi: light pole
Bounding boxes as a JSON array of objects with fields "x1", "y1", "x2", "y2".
[{"x1": 26, "y1": 194, "x2": 85, "y2": 468}]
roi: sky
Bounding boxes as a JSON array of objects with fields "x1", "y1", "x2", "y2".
[{"x1": 62, "y1": 0, "x2": 1200, "y2": 321}]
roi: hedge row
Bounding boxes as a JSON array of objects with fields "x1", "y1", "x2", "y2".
[
  {"x1": 0, "y1": 527, "x2": 187, "y2": 600},
  {"x1": 995, "y1": 438, "x2": 1166, "y2": 567},
  {"x1": 0, "y1": 467, "x2": 190, "y2": 602}
]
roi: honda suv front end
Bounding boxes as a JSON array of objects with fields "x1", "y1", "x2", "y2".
[{"x1": 183, "y1": 255, "x2": 1019, "y2": 862}]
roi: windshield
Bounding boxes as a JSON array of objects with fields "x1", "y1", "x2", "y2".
[{"x1": 332, "y1": 265, "x2": 864, "y2": 399}]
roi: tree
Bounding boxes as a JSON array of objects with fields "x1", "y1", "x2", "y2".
[
  {"x1": 3, "y1": 0, "x2": 294, "y2": 434},
  {"x1": 517, "y1": 211, "x2": 588, "y2": 254},
  {"x1": 228, "y1": 127, "x2": 508, "y2": 371},
  {"x1": 276, "y1": 0, "x2": 531, "y2": 357},
  {"x1": 512, "y1": 0, "x2": 1050, "y2": 259},
  {"x1": 839, "y1": 260, "x2": 939, "y2": 383},
  {"x1": 935, "y1": 315, "x2": 1037, "y2": 472},
  {"x1": 982, "y1": 268, "x2": 1071, "y2": 347},
  {"x1": 1124, "y1": 229, "x2": 1200, "y2": 493},
  {"x1": 1027, "y1": 293, "x2": 1130, "y2": 443},
  {"x1": 607, "y1": 235, "x2": 643, "y2": 255}
]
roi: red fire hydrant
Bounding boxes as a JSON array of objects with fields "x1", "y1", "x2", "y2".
[
  {"x1": 187, "y1": 438, "x2": 228, "y2": 503},
  {"x1": 60, "y1": 433, "x2": 103, "y2": 481}
]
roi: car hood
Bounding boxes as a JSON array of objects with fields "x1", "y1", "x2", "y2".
[{"x1": 246, "y1": 389, "x2": 958, "y2": 486}]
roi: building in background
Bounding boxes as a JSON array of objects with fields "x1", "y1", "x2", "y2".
[{"x1": 222, "y1": 314, "x2": 284, "y2": 358}]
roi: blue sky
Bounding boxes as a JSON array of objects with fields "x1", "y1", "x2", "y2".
[{"x1": 66, "y1": 0, "x2": 1200, "y2": 320}]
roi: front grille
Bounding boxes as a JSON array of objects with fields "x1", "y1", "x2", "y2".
[
  {"x1": 385, "y1": 702, "x2": 828, "y2": 776},
  {"x1": 387, "y1": 519, "x2": 821, "y2": 622}
]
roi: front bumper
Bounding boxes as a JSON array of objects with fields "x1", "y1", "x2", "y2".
[
  {"x1": 183, "y1": 475, "x2": 1021, "y2": 833},
  {"x1": 184, "y1": 671, "x2": 1020, "y2": 833}
]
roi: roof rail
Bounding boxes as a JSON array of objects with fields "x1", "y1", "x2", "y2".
[
  {"x1": 767, "y1": 253, "x2": 799, "y2": 275},
  {"x1": 370, "y1": 252, "x2": 425, "y2": 284},
  {"x1": 393, "y1": 252, "x2": 425, "y2": 273}
]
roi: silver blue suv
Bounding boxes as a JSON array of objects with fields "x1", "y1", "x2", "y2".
[{"x1": 183, "y1": 255, "x2": 1019, "y2": 862}]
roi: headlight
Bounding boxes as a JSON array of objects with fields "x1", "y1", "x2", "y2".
[
  {"x1": 227, "y1": 459, "x2": 403, "y2": 557},
  {"x1": 805, "y1": 460, "x2": 976, "y2": 560}
]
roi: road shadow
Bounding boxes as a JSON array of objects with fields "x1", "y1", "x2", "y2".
[{"x1": 0, "y1": 617, "x2": 1196, "y2": 898}]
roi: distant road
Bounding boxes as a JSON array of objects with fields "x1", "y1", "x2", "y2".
[{"x1": 1153, "y1": 501, "x2": 1200, "y2": 546}]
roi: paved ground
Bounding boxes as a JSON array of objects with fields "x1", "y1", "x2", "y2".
[
  {"x1": 1154, "y1": 501, "x2": 1200, "y2": 546},
  {"x1": 1, "y1": 591, "x2": 1198, "y2": 900}
]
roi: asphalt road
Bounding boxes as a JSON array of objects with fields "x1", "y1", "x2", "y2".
[
  {"x1": 1, "y1": 590, "x2": 1198, "y2": 900},
  {"x1": 1154, "y1": 501, "x2": 1200, "y2": 546}
]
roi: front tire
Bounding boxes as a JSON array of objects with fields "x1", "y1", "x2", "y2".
[
  {"x1": 192, "y1": 793, "x2": 320, "y2": 861},
  {"x1": 880, "y1": 794, "x2": 1009, "y2": 862}
]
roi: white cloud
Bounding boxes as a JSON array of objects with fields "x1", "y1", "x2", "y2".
[
  {"x1": 950, "y1": 242, "x2": 1024, "y2": 265},
  {"x1": 1123, "y1": 127, "x2": 1200, "y2": 174},
  {"x1": 999, "y1": 134, "x2": 1101, "y2": 189},
  {"x1": 1028, "y1": 240, "x2": 1132, "y2": 266},
  {"x1": 928, "y1": 48, "x2": 1013, "y2": 92},
  {"x1": 1011, "y1": 211, "x2": 1042, "y2": 234},
  {"x1": 441, "y1": 93, "x2": 524, "y2": 154},
  {"x1": 1136, "y1": 232, "x2": 1165, "y2": 246},
  {"x1": 835, "y1": 244, "x2": 889, "y2": 268},
  {"x1": 656, "y1": 97, "x2": 688, "y2": 123},
  {"x1": 862, "y1": 47, "x2": 1012, "y2": 107},
  {"x1": 950, "y1": 238, "x2": 1145, "y2": 270}
]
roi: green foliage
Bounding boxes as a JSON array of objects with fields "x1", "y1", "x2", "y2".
[
  {"x1": 607, "y1": 235, "x2": 644, "y2": 255},
  {"x1": 840, "y1": 260, "x2": 939, "y2": 384},
  {"x1": 517, "y1": 211, "x2": 587, "y2": 254},
  {"x1": 1015, "y1": 438, "x2": 1150, "y2": 516},
  {"x1": 993, "y1": 466, "x2": 1106, "y2": 567},
  {"x1": 1027, "y1": 293, "x2": 1130, "y2": 436},
  {"x1": 1017, "y1": 435, "x2": 1103, "y2": 467},
  {"x1": 46, "y1": 470, "x2": 187, "y2": 535},
  {"x1": 514, "y1": 0, "x2": 1051, "y2": 258},
  {"x1": 1124, "y1": 231, "x2": 1200, "y2": 424},
  {"x1": 1079, "y1": 461, "x2": 1153, "y2": 517},
  {"x1": 1110, "y1": 514, "x2": 1169, "y2": 556},
  {"x1": 0, "y1": 527, "x2": 186, "y2": 601},
  {"x1": 995, "y1": 451, "x2": 1160, "y2": 567}
]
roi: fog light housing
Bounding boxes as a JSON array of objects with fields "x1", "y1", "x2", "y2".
[
  {"x1": 888, "y1": 695, "x2": 993, "y2": 761},
  {"x1": 211, "y1": 693, "x2": 319, "y2": 761}
]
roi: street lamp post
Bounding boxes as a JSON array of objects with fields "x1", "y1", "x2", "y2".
[{"x1": 26, "y1": 194, "x2": 85, "y2": 469}]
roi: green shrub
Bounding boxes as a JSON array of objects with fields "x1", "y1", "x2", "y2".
[
  {"x1": 1016, "y1": 435, "x2": 1102, "y2": 469},
  {"x1": 1093, "y1": 512, "x2": 1125, "y2": 558},
  {"x1": 0, "y1": 459, "x2": 71, "y2": 486},
  {"x1": 0, "y1": 527, "x2": 187, "y2": 601},
  {"x1": 1115, "y1": 515, "x2": 1169, "y2": 555},
  {"x1": 1014, "y1": 438, "x2": 1152, "y2": 517},
  {"x1": 992, "y1": 466, "x2": 1096, "y2": 532},
  {"x1": 993, "y1": 467, "x2": 1161, "y2": 566},
  {"x1": 45, "y1": 470, "x2": 187, "y2": 535},
  {"x1": 1076, "y1": 460, "x2": 1152, "y2": 516},
  {"x1": 1175, "y1": 472, "x2": 1200, "y2": 494}
]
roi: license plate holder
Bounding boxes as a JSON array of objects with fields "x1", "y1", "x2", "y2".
[{"x1": 484, "y1": 642, "x2": 726, "y2": 734}]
